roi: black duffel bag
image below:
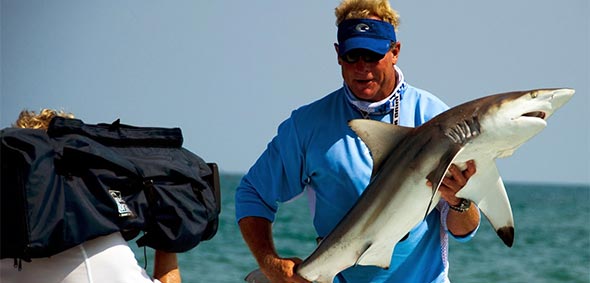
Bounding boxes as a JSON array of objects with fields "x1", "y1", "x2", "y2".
[{"x1": 1, "y1": 117, "x2": 220, "y2": 262}]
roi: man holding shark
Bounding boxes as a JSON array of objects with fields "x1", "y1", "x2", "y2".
[{"x1": 236, "y1": 0, "x2": 481, "y2": 282}]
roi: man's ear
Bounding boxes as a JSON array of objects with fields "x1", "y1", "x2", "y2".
[
  {"x1": 334, "y1": 43, "x2": 343, "y2": 65},
  {"x1": 391, "y1": 42, "x2": 401, "y2": 64}
]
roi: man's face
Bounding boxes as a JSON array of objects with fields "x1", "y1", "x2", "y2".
[{"x1": 336, "y1": 42, "x2": 400, "y2": 102}]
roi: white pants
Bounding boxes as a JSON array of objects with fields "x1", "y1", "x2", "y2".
[{"x1": 0, "y1": 232, "x2": 158, "y2": 283}]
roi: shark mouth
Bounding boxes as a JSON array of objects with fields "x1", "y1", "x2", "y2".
[{"x1": 522, "y1": 111, "x2": 546, "y2": 120}]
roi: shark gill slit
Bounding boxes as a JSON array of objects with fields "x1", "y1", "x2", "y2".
[{"x1": 445, "y1": 117, "x2": 481, "y2": 145}]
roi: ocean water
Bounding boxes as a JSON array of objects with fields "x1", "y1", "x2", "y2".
[{"x1": 133, "y1": 174, "x2": 590, "y2": 283}]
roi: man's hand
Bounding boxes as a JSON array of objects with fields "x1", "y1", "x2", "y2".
[
  {"x1": 239, "y1": 217, "x2": 311, "y2": 283},
  {"x1": 425, "y1": 159, "x2": 480, "y2": 236},
  {"x1": 426, "y1": 160, "x2": 479, "y2": 236},
  {"x1": 259, "y1": 256, "x2": 310, "y2": 283},
  {"x1": 438, "y1": 160, "x2": 476, "y2": 206}
]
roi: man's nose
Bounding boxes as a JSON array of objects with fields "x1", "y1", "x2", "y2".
[{"x1": 354, "y1": 59, "x2": 371, "y2": 72}]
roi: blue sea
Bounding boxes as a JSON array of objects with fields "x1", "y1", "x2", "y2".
[{"x1": 133, "y1": 174, "x2": 590, "y2": 283}]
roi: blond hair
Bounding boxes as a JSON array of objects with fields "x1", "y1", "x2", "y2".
[
  {"x1": 14, "y1": 109, "x2": 75, "y2": 130},
  {"x1": 335, "y1": 0, "x2": 400, "y2": 30}
]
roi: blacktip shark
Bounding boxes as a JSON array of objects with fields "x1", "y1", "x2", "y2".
[{"x1": 245, "y1": 88, "x2": 574, "y2": 283}]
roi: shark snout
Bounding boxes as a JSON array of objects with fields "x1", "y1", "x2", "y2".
[
  {"x1": 549, "y1": 88, "x2": 575, "y2": 108},
  {"x1": 524, "y1": 88, "x2": 575, "y2": 120}
]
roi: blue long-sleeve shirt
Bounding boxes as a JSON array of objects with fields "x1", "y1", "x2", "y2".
[{"x1": 236, "y1": 68, "x2": 479, "y2": 282}]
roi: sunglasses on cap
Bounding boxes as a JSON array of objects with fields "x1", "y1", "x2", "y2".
[{"x1": 340, "y1": 49, "x2": 386, "y2": 64}]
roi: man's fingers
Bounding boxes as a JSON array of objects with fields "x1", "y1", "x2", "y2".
[
  {"x1": 449, "y1": 164, "x2": 467, "y2": 185},
  {"x1": 428, "y1": 160, "x2": 477, "y2": 191},
  {"x1": 441, "y1": 176, "x2": 457, "y2": 189},
  {"x1": 289, "y1": 257, "x2": 303, "y2": 265},
  {"x1": 465, "y1": 160, "x2": 477, "y2": 178},
  {"x1": 288, "y1": 258, "x2": 311, "y2": 283}
]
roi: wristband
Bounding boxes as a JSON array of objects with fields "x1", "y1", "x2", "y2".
[{"x1": 449, "y1": 198, "x2": 471, "y2": 213}]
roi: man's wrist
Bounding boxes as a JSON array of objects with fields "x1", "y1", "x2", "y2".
[{"x1": 449, "y1": 198, "x2": 471, "y2": 213}]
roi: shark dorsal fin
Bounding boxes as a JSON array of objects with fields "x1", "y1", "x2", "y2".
[{"x1": 348, "y1": 119, "x2": 413, "y2": 174}]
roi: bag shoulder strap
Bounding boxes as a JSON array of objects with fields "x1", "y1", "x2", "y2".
[{"x1": 47, "y1": 117, "x2": 183, "y2": 148}]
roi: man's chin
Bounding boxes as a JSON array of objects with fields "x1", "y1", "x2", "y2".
[{"x1": 351, "y1": 89, "x2": 378, "y2": 101}]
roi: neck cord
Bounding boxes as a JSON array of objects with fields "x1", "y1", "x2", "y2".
[{"x1": 355, "y1": 92, "x2": 400, "y2": 125}]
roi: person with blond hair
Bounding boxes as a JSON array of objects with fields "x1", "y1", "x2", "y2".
[
  {"x1": 1, "y1": 108, "x2": 181, "y2": 283},
  {"x1": 12, "y1": 109, "x2": 75, "y2": 129},
  {"x1": 236, "y1": 0, "x2": 480, "y2": 282}
]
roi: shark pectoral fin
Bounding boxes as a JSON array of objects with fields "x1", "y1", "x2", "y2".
[
  {"x1": 426, "y1": 145, "x2": 464, "y2": 192},
  {"x1": 456, "y1": 161, "x2": 515, "y2": 247},
  {"x1": 424, "y1": 145, "x2": 465, "y2": 217},
  {"x1": 348, "y1": 119, "x2": 413, "y2": 173},
  {"x1": 355, "y1": 241, "x2": 395, "y2": 269}
]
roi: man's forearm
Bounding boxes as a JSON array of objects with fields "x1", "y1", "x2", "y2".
[{"x1": 239, "y1": 216, "x2": 279, "y2": 264}]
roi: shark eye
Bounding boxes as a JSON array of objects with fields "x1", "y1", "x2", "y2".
[{"x1": 530, "y1": 91, "x2": 539, "y2": 98}]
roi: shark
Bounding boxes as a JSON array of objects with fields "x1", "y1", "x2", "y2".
[{"x1": 245, "y1": 88, "x2": 574, "y2": 283}]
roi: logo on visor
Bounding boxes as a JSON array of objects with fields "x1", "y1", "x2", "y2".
[{"x1": 355, "y1": 23, "x2": 371, "y2": 32}]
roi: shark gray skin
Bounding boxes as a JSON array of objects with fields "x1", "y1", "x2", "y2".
[{"x1": 245, "y1": 88, "x2": 574, "y2": 283}]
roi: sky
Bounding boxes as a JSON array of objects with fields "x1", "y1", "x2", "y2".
[{"x1": 1, "y1": 0, "x2": 589, "y2": 185}]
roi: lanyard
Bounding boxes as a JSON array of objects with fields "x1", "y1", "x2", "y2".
[{"x1": 354, "y1": 92, "x2": 400, "y2": 125}]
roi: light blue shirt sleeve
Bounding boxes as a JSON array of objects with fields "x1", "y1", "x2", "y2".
[{"x1": 235, "y1": 116, "x2": 306, "y2": 223}]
